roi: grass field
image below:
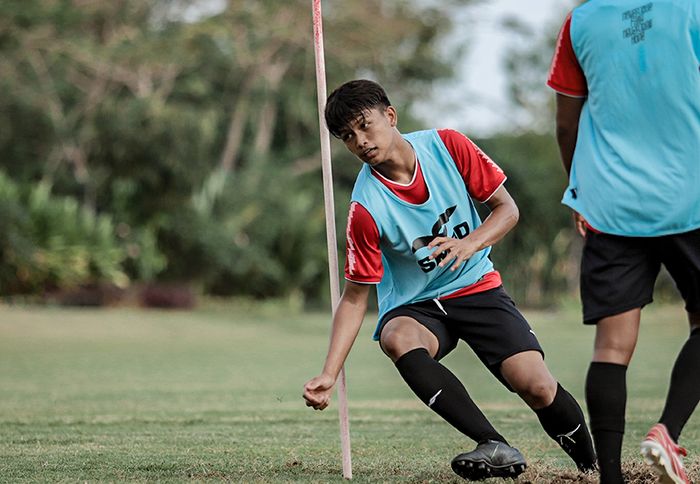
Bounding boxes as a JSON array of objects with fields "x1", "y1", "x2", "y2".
[{"x1": 1, "y1": 301, "x2": 699, "y2": 483}]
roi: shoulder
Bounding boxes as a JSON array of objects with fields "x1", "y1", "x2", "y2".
[
  {"x1": 437, "y1": 128, "x2": 472, "y2": 146},
  {"x1": 403, "y1": 129, "x2": 439, "y2": 144},
  {"x1": 350, "y1": 166, "x2": 389, "y2": 219},
  {"x1": 547, "y1": 10, "x2": 588, "y2": 97},
  {"x1": 351, "y1": 164, "x2": 374, "y2": 193},
  {"x1": 435, "y1": 128, "x2": 482, "y2": 164}
]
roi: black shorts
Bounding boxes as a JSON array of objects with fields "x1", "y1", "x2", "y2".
[
  {"x1": 377, "y1": 286, "x2": 543, "y2": 391},
  {"x1": 581, "y1": 227, "x2": 700, "y2": 324}
]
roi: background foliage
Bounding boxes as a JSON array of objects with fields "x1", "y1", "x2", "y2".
[{"x1": 0, "y1": 0, "x2": 604, "y2": 307}]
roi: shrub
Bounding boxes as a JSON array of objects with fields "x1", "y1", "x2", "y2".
[{"x1": 0, "y1": 172, "x2": 128, "y2": 295}]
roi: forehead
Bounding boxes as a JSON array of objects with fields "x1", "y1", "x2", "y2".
[{"x1": 342, "y1": 107, "x2": 385, "y2": 131}]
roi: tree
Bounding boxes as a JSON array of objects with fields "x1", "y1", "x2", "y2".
[{"x1": 0, "y1": 0, "x2": 475, "y2": 300}]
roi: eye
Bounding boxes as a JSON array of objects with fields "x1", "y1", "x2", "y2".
[
  {"x1": 360, "y1": 121, "x2": 370, "y2": 129},
  {"x1": 341, "y1": 132, "x2": 353, "y2": 142}
]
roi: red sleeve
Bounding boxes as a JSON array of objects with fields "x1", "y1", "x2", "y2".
[
  {"x1": 438, "y1": 129, "x2": 506, "y2": 203},
  {"x1": 547, "y1": 12, "x2": 588, "y2": 97},
  {"x1": 344, "y1": 202, "x2": 383, "y2": 283}
]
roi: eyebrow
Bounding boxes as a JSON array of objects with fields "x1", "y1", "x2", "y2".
[
  {"x1": 338, "y1": 112, "x2": 369, "y2": 138},
  {"x1": 349, "y1": 112, "x2": 369, "y2": 128}
]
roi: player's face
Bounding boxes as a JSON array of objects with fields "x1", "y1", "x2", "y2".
[{"x1": 338, "y1": 106, "x2": 397, "y2": 166}]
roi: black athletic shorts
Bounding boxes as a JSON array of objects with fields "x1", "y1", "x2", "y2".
[
  {"x1": 581, "y1": 227, "x2": 700, "y2": 324},
  {"x1": 377, "y1": 286, "x2": 543, "y2": 391}
]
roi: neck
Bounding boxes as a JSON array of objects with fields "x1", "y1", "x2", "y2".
[{"x1": 372, "y1": 136, "x2": 415, "y2": 183}]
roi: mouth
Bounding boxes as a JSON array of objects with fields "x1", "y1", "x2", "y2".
[{"x1": 362, "y1": 147, "x2": 377, "y2": 159}]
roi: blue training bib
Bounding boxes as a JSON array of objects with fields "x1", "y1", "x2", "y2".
[
  {"x1": 565, "y1": 0, "x2": 700, "y2": 236},
  {"x1": 351, "y1": 129, "x2": 494, "y2": 340}
]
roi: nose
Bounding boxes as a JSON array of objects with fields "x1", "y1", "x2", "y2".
[{"x1": 355, "y1": 132, "x2": 368, "y2": 149}]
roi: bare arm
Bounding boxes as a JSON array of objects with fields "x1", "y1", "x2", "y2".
[
  {"x1": 555, "y1": 93, "x2": 589, "y2": 236},
  {"x1": 303, "y1": 281, "x2": 371, "y2": 410},
  {"x1": 427, "y1": 185, "x2": 519, "y2": 271},
  {"x1": 555, "y1": 93, "x2": 585, "y2": 177}
]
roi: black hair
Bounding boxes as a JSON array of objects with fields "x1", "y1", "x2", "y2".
[{"x1": 324, "y1": 79, "x2": 391, "y2": 138}]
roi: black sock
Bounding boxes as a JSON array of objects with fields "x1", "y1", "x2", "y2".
[
  {"x1": 535, "y1": 383, "x2": 596, "y2": 471},
  {"x1": 394, "y1": 348, "x2": 507, "y2": 445},
  {"x1": 660, "y1": 328, "x2": 700, "y2": 442},
  {"x1": 586, "y1": 362, "x2": 627, "y2": 484}
]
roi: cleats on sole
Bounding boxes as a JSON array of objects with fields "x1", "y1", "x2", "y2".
[
  {"x1": 641, "y1": 442, "x2": 685, "y2": 484},
  {"x1": 451, "y1": 458, "x2": 526, "y2": 481}
]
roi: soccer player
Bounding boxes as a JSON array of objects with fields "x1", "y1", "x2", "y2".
[
  {"x1": 302, "y1": 79, "x2": 596, "y2": 480},
  {"x1": 548, "y1": 2, "x2": 700, "y2": 483}
]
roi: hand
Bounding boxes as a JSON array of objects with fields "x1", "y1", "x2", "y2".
[
  {"x1": 303, "y1": 373, "x2": 335, "y2": 410},
  {"x1": 572, "y1": 211, "x2": 587, "y2": 237},
  {"x1": 427, "y1": 236, "x2": 478, "y2": 272}
]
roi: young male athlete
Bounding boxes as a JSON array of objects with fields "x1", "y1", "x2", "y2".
[
  {"x1": 302, "y1": 79, "x2": 596, "y2": 481},
  {"x1": 548, "y1": 1, "x2": 700, "y2": 483}
]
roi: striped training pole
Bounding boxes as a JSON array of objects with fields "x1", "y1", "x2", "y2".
[{"x1": 311, "y1": 0, "x2": 352, "y2": 479}]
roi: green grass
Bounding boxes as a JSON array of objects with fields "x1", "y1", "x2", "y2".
[{"x1": 0, "y1": 302, "x2": 698, "y2": 482}]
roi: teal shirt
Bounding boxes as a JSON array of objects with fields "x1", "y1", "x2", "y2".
[
  {"x1": 351, "y1": 130, "x2": 494, "y2": 340},
  {"x1": 566, "y1": 0, "x2": 700, "y2": 236}
]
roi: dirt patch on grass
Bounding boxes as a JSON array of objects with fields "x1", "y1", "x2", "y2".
[{"x1": 516, "y1": 460, "x2": 700, "y2": 483}]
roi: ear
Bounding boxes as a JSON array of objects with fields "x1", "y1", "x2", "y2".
[{"x1": 385, "y1": 106, "x2": 398, "y2": 127}]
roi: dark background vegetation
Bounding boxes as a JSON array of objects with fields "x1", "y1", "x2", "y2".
[{"x1": 0, "y1": 0, "x2": 677, "y2": 308}]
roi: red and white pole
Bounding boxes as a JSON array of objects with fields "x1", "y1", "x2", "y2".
[{"x1": 311, "y1": 0, "x2": 352, "y2": 479}]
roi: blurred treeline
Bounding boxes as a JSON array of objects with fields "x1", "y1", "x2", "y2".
[{"x1": 0, "y1": 0, "x2": 581, "y2": 307}]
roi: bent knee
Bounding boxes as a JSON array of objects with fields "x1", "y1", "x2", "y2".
[
  {"x1": 513, "y1": 378, "x2": 557, "y2": 409},
  {"x1": 380, "y1": 318, "x2": 437, "y2": 362},
  {"x1": 380, "y1": 329, "x2": 421, "y2": 361}
]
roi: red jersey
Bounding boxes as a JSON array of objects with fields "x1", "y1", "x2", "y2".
[
  {"x1": 547, "y1": 12, "x2": 588, "y2": 97},
  {"x1": 345, "y1": 129, "x2": 506, "y2": 299}
]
